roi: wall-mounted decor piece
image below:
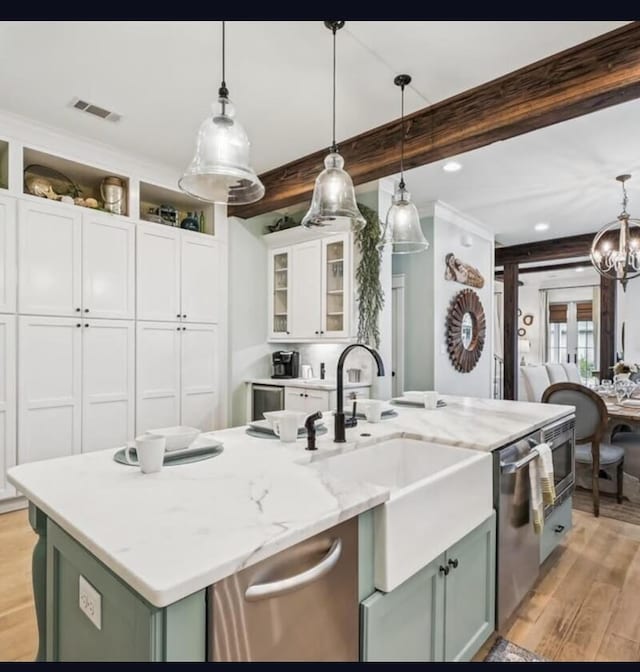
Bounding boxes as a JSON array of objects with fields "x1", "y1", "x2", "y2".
[
  {"x1": 523, "y1": 314, "x2": 534, "y2": 326},
  {"x1": 518, "y1": 327, "x2": 527, "y2": 337},
  {"x1": 446, "y1": 288, "x2": 487, "y2": 373},
  {"x1": 444, "y1": 253, "x2": 485, "y2": 288}
]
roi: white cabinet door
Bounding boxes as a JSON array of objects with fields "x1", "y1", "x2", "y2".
[
  {"x1": 290, "y1": 239, "x2": 322, "y2": 339},
  {"x1": 18, "y1": 316, "x2": 82, "y2": 463},
  {"x1": 136, "y1": 223, "x2": 181, "y2": 322},
  {"x1": 321, "y1": 233, "x2": 351, "y2": 338},
  {"x1": 82, "y1": 320, "x2": 135, "y2": 453},
  {"x1": 0, "y1": 195, "x2": 16, "y2": 314},
  {"x1": 83, "y1": 212, "x2": 135, "y2": 320},
  {"x1": 305, "y1": 389, "x2": 331, "y2": 413},
  {"x1": 136, "y1": 321, "x2": 181, "y2": 434},
  {"x1": 18, "y1": 200, "x2": 82, "y2": 316},
  {"x1": 181, "y1": 231, "x2": 220, "y2": 324},
  {"x1": 284, "y1": 387, "x2": 309, "y2": 412},
  {"x1": 0, "y1": 315, "x2": 16, "y2": 499},
  {"x1": 269, "y1": 247, "x2": 291, "y2": 339},
  {"x1": 181, "y1": 323, "x2": 218, "y2": 431}
]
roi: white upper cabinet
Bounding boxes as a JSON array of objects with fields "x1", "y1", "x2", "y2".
[
  {"x1": 181, "y1": 322, "x2": 218, "y2": 431},
  {"x1": 82, "y1": 212, "x2": 135, "y2": 320},
  {"x1": 137, "y1": 222, "x2": 181, "y2": 322},
  {"x1": 18, "y1": 200, "x2": 82, "y2": 317},
  {"x1": 82, "y1": 319, "x2": 135, "y2": 453},
  {"x1": 290, "y1": 239, "x2": 322, "y2": 339},
  {"x1": 268, "y1": 232, "x2": 354, "y2": 342},
  {"x1": 136, "y1": 321, "x2": 181, "y2": 434},
  {"x1": 0, "y1": 315, "x2": 16, "y2": 499},
  {"x1": 0, "y1": 195, "x2": 16, "y2": 314},
  {"x1": 18, "y1": 315, "x2": 82, "y2": 464},
  {"x1": 181, "y1": 231, "x2": 220, "y2": 324}
]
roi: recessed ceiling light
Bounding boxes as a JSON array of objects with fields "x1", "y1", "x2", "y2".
[
  {"x1": 443, "y1": 161, "x2": 462, "y2": 173},
  {"x1": 575, "y1": 266, "x2": 585, "y2": 273},
  {"x1": 534, "y1": 222, "x2": 550, "y2": 232}
]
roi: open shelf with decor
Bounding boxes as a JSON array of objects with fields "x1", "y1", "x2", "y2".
[
  {"x1": 139, "y1": 181, "x2": 215, "y2": 235},
  {"x1": 0, "y1": 140, "x2": 8, "y2": 190},
  {"x1": 22, "y1": 147, "x2": 130, "y2": 216}
]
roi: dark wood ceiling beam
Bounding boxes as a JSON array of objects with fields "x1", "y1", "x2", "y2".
[
  {"x1": 495, "y1": 233, "x2": 599, "y2": 266},
  {"x1": 494, "y1": 260, "x2": 593, "y2": 277},
  {"x1": 231, "y1": 22, "x2": 640, "y2": 219}
]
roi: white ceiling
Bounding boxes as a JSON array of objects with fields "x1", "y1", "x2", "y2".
[
  {"x1": 401, "y1": 97, "x2": 640, "y2": 245},
  {"x1": 0, "y1": 20, "x2": 625, "y2": 175},
  {"x1": 0, "y1": 20, "x2": 632, "y2": 247}
]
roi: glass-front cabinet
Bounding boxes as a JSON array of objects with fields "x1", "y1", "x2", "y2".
[
  {"x1": 322, "y1": 233, "x2": 350, "y2": 338},
  {"x1": 269, "y1": 248, "x2": 290, "y2": 338},
  {"x1": 267, "y1": 233, "x2": 352, "y2": 342}
]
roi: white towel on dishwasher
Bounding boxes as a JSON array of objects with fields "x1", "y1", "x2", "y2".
[{"x1": 529, "y1": 442, "x2": 553, "y2": 534}]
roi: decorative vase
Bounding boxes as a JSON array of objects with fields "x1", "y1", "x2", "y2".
[{"x1": 180, "y1": 212, "x2": 199, "y2": 231}]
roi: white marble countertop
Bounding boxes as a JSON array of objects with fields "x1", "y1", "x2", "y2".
[
  {"x1": 8, "y1": 395, "x2": 572, "y2": 608},
  {"x1": 246, "y1": 377, "x2": 371, "y2": 391}
]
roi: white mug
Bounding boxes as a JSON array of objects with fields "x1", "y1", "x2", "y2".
[
  {"x1": 123, "y1": 434, "x2": 166, "y2": 473},
  {"x1": 301, "y1": 364, "x2": 314, "y2": 380},
  {"x1": 365, "y1": 400, "x2": 383, "y2": 423},
  {"x1": 423, "y1": 391, "x2": 439, "y2": 410},
  {"x1": 272, "y1": 415, "x2": 299, "y2": 443}
]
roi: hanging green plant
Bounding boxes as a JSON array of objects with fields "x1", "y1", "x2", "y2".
[{"x1": 354, "y1": 202, "x2": 384, "y2": 349}]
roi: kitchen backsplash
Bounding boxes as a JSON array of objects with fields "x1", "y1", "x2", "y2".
[{"x1": 292, "y1": 343, "x2": 374, "y2": 385}]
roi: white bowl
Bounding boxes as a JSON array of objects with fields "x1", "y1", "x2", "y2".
[
  {"x1": 146, "y1": 426, "x2": 200, "y2": 452},
  {"x1": 403, "y1": 391, "x2": 427, "y2": 403},
  {"x1": 263, "y1": 410, "x2": 309, "y2": 429}
]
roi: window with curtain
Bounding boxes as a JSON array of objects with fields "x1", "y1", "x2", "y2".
[
  {"x1": 547, "y1": 300, "x2": 595, "y2": 381},
  {"x1": 548, "y1": 303, "x2": 568, "y2": 365}
]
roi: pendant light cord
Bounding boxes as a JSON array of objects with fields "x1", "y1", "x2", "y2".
[
  {"x1": 331, "y1": 24, "x2": 337, "y2": 153},
  {"x1": 219, "y1": 21, "x2": 229, "y2": 99},
  {"x1": 399, "y1": 82, "x2": 405, "y2": 190}
]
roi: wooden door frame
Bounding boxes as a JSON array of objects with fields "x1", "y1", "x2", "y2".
[{"x1": 496, "y1": 234, "x2": 617, "y2": 397}]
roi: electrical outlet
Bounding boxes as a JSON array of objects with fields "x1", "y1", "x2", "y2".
[{"x1": 79, "y1": 575, "x2": 102, "y2": 630}]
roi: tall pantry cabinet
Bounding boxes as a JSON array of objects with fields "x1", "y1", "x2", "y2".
[
  {"x1": 3, "y1": 193, "x2": 225, "y2": 501},
  {"x1": 135, "y1": 224, "x2": 221, "y2": 435}
]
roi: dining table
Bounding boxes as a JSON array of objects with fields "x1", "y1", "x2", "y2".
[{"x1": 604, "y1": 398, "x2": 640, "y2": 435}]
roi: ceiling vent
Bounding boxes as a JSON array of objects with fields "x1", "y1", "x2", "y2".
[{"x1": 69, "y1": 98, "x2": 121, "y2": 122}]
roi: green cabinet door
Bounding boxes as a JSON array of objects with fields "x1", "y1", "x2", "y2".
[
  {"x1": 360, "y1": 553, "x2": 445, "y2": 662},
  {"x1": 443, "y1": 512, "x2": 496, "y2": 662}
]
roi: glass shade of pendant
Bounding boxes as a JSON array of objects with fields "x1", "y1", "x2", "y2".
[
  {"x1": 301, "y1": 152, "x2": 366, "y2": 232},
  {"x1": 379, "y1": 185, "x2": 429, "y2": 254},
  {"x1": 179, "y1": 95, "x2": 265, "y2": 205}
]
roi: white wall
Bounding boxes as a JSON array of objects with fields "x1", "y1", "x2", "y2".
[
  {"x1": 432, "y1": 203, "x2": 494, "y2": 398},
  {"x1": 518, "y1": 285, "x2": 542, "y2": 364},
  {"x1": 618, "y1": 280, "x2": 640, "y2": 364},
  {"x1": 228, "y1": 214, "x2": 277, "y2": 426}
]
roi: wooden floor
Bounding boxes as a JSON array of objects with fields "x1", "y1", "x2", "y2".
[
  {"x1": 501, "y1": 509, "x2": 640, "y2": 661},
  {"x1": 2, "y1": 508, "x2": 640, "y2": 662},
  {"x1": 0, "y1": 509, "x2": 37, "y2": 662}
]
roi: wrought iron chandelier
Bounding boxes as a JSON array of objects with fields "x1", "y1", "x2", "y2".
[{"x1": 590, "y1": 174, "x2": 640, "y2": 291}]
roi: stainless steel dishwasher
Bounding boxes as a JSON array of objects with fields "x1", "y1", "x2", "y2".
[{"x1": 207, "y1": 517, "x2": 358, "y2": 661}]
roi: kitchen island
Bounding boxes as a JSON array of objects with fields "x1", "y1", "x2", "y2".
[{"x1": 8, "y1": 396, "x2": 574, "y2": 662}]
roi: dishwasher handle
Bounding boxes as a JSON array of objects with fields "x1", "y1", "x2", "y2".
[
  {"x1": 500, "y1": 440, "x2": 553, "y2": 474},
  {"x1": 244, "y1": 539, "x2": 342, "y2": 602}
]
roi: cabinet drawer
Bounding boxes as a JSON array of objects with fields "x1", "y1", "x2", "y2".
[{"x1": 540, "y1": 496, "x2": 572, "y2": 564}]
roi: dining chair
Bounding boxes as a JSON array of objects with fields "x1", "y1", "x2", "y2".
[{"x1": 542, "y1": 382, "x2": 624, "y2": 517}]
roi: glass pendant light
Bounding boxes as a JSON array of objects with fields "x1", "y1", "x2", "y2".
[
  {"x1": 179, "y1": 22, "x2": 264, "y2": 205},
  {"x1": 378, "y1": 74, "x2": 429, "y2": 254},
  {"x1": 301, "y1": 21, "x2": 365, "y2": 232},
  {"x1": 590, "y1": 174, "x2": 640, "y2": 291}
]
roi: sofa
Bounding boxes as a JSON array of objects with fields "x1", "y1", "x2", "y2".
[{"x1": 518, "y1": 362, "x2": 582, "y2": 402}]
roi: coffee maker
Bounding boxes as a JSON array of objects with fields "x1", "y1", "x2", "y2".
[{"x1": 272, "y1": 351, "x2": 300, "y2": 379}]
